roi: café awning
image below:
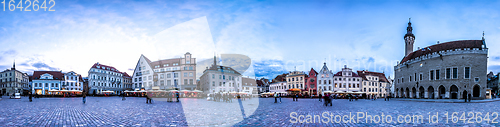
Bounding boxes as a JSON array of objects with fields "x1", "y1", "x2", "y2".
[{"x1": 286, "y1": 88, "x2": 302, "y2": 91}]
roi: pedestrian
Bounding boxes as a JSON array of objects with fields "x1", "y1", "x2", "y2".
[
  {"x1": 176, "y1": 92, "x2": 180, "y2": 102},
  {"x1": 82, "y1": 92, "x2": 86, "y2": 104},
  {"x1": 295, "y1": 94, "x2": 299, "y2": 101},
  {"x1": 122, "y1": 93, "x2": 126, "y2": 101},
  {"x1": 468, "y1": 94, "x2": 471, "y2": 102},
  {"x1": 29, "y1": 92, "x2": 32, "y2": 102},
  {"x1": 274, "y1": 92, "x2": 278, "y2": 103},
  {"x1": 279, "y1": 93, "x2": 282, "y2": 103},
  {"x1": 319, "y1": 94, "x2": 323, "y2": 102}
]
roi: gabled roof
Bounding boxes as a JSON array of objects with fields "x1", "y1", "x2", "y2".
[
  {"x1": 401, "y1": 40, "x2": 483, "y2": 64},
  {"x1": 356, "y1": 70, "x2": 389, "y2": 83},
  {"x1": 308, "y1": 68, "x2": 318, "y2": 76},
  {"x1": 320, "y1": 63, "x2": 329, "y2": 73},
  {"x1": 91, "y1": 63, "x2": 122, "y2": 73},
  {"x1": 32, "y1": 71, "x2": 64, "y2": 80},
  {"x1": 273, "y1": 73, "x2": 288, "y2": 83},
  {"x1": 122, "y1": 72, "x2": 132, "y2": 78}
]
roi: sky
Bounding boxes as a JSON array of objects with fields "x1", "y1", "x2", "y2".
[{"x1": 1, "y1": 0, "x2": 500, "y2": 80}]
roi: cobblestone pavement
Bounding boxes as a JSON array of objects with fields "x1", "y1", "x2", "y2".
[
  {"x1": 235, "y1": 98, "x2": 500, "y2": 126},
  {"x1": 1, "y1": 96, "x2": 500, "y2": 126}
]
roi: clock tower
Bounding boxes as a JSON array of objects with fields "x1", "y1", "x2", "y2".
[{"x1": 404, "y1": 18, "x2": 415, "y2": 57}]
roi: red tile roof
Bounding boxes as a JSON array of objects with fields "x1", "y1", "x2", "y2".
[
  {"x1": 32, "y1": 71, "x2": 64, "y2": 80},
  {"x1": 400, "y1": 40, "x2": 483, "y2": 64},
  {"x1": 356, "y1": 70, "x2": 389, "y2": 83},
  {"x1": 91, "y1": 63, "x2": 122, "y2": 73}
]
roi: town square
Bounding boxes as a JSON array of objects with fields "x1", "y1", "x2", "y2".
[
  {"x1": 1, "y1": 0, "x2": 500, "y2": 126},
  {"x1": 1, "y1": 96, "x2": 500, "y2": 126}
]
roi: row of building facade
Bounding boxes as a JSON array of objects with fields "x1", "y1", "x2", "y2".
[{"x1": 267, "y1": 64, "x2": 392, "y2": 97}]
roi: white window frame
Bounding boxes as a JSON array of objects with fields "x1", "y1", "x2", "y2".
[{"x1": 464, "y1": 66, "x2": 471, "y2": 79}]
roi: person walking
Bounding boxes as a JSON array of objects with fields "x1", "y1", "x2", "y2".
[
  {"x1": 295, "y1": 94, "x2": 299, "y2": 101},
  {"x1": 279, "y1": 93, "x2": 282, "y2": 103},
  {"x1": 274, "y1": 92, "x2": 278, "y2": 103},
  {"x1": 176, "y1": 92, "x2": 180, "y2": 102},
  {"x1": 319, "y1": 94, "x2": 323, "y2": 102},
  {"x1": 29, "y1": 92, "x2": 32, "y2": 102},
  {"x1": 82, "y1": 92, "x2": 86, "y2": 104},
  {"x1": 122, "y1": 92, "x2": 126, "y2": 101}
]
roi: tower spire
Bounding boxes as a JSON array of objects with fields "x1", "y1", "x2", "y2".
[
  {"x1": 13, "y1": 60, "x2": 15, "y2": 70},
  {"x1": 213, "y1": 53, "x2": 217, "y2": 66},
  {"x1": 404, "y1": 18, "x2": 415, "y2": 57},
  {"x1": 482, "y1": 31, "x2": 487, "y2": 48}
]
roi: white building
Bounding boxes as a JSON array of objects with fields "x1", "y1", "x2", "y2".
[
  {"x1": 132, "y1": 52, "x2": 196, "y2": 91},
  {"x1": 317, "y1": 62, "x2": 334, "y2": 95},
  {"x1": 242, "y1": 77, "x2": 257, "y2": 95},
  {"x1": 62, "y1": 71, "x2": 83, "y2": 91},
  {"x1": 32, "y1": 71, "x2": 64, "y2": 95},
  {"x1": 0, "y1": 63, "x2": 29, "y2": 95},
  {"x1": 357, "y1": 70, "x2": 390, "y2": 97},
  {"x1": 269, "y1": 81, "x2": 287, "y2": 93},
  {"x1": 333, "y1": 65, "x2": 362, "y2": 93},
  {"x1": 88, "y1": 63, "x2": 125, "y2": 94},
  {"x1": 199, "y1": 56, "x2": 242, "y2": 94}
]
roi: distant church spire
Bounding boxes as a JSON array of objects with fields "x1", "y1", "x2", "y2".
[
  {"x1": 213, "y1": 54, "x2": 217, "y2": 66},
  {"x1": 12, "y1": 60, "x2": 15, "y2": 70},
  {"x1": 482, "y1": 31, "x2": 487, "y2": 48}
]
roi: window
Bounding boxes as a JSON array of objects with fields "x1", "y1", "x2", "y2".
[
  {"x1": 446, "y1": 68, "x2": 451, "y2": 79},
  {"x1": 167, "y1": 80, "x2": 171, "y2": 86},
  {"x1": 160, "y1": 74, "x2": 164, "y2": 79},
  {"x1": 409, "y1": 76, "x2": 412, "y2": 82},
  {"x1": 419, "y1": 74, "x2": 422, "y2": 81},
  {"x1": 212, "y1": 74, "x2": 215, "y2": 79},
  {"x1": 430, "y1": 70, "x2": 434, "y2": 80},
  {"x1": 414, "y1": 73, "x2": 417, "y2": 81},
  {"x1": 453, "y1": 68, "x2": 458, "y2": 79},
  {"x1": 184, "y1": 73, "x2": 188, "y2": 77},
  {"x1": 464, "y1": 67, "x2": 470, "y2": 79},
  {"x1": 167, "y1": 74, "x2": 171, "y2": 78},
  {"x1": 184, "y1": 79, "x2": 188, "y2": 85},
  {"x1": 435, "y1": 70, "x2": 440, "y2": 80},
  {"x1": 174, "y1": 73, "x2": 178, "y2": 78},
  {"x1": 402, "y1": 78, "x2": 404, "y2": 83},
  {"x1": 189, "y1": 79, "x2": 193, "y2": 84}
]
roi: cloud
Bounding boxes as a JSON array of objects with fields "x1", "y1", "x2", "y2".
[
  {"x1": 488, "y1": 65, "x2": 500, "y2": 73},
  {"x1": 253, "y1": 59, "x2": 288, "y2": 79},
  {"x1": 31, "y1": 62, "x2": 60, "y2": 71},
  {"x1": 367, "y1": 57, "x2": 375, "y2": 63}
]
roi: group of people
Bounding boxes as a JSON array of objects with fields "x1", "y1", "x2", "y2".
[
  {"x1": 274, "y1": 93, "x2": 282, "y2": 103},
  {"x1": 210, "y1": 93, "x2": 235, "y2": 103},
  {"x1": 146, "y1": 92, "x2": 180, "y2": 104}
]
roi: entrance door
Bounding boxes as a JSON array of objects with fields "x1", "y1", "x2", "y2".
[
  {"x1": 463, "y1": 90, "x2": 468, "y2": 99},
  {"x1": 473, "y1": 85, "x2": 480, "y2": 97},
  {"x1": 450, "y1": 85, "x2": 458, "y2": 99}
]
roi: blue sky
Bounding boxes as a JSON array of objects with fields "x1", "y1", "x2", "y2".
[{"x1": 1, "y1": 0, "x2": 500, "y2": 79}]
